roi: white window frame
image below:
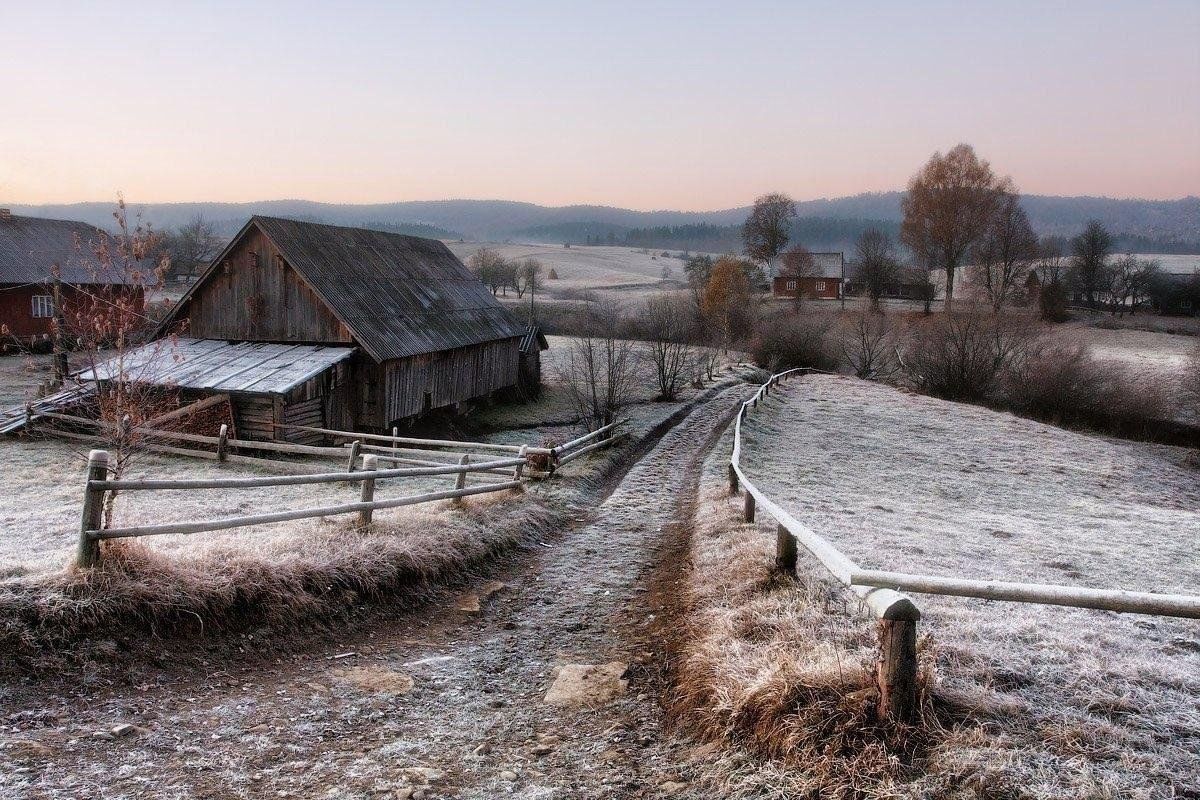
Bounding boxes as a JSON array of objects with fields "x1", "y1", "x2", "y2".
[
  {"x1": 786, "y1": 280, "x2": 797, "y2": 291},
  {"x1": 31, "y1": 295, "x2": 54, "y2": 318},
  {"x1": 815, "y1": 280, "x2": 826, "y2": 292}
]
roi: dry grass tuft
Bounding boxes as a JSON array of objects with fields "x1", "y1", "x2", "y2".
[{"x1": 674, "y1": 478, "x2": 943, "y2": 798}]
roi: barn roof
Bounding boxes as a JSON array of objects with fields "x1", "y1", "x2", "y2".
[
  {"x1": 76, "y1": 337, "x2": 356, "y2": 395},
  {"x1": 161, "y1": 216, "x2": 524, "y2": 362},
  {"x1": 780, "y1": 250, "x2": 844, "y2": 279},
  {"x1": 0, "y1": 213, "x2": 137, "y2": 285}
]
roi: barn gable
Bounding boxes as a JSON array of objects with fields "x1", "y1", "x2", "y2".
[{"x1": 160, "y1": 216, "x2": 524, "y2": 361}]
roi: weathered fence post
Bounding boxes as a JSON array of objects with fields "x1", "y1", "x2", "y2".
[
  {"x1": 76, "y1": 449, "x2": 109, "y2": 568},
  {"x1": 346, "y1": 440, "x2": 361, "y2": 474},
  {"x1": 391, "y1": 426, "x2": 399, "y2": 457},
  {"x1": 775, "y1": 523, "x2": 796, "y2": 574},
  {"x1": 217, "y1": 424, "x2": 229, "y2": 463},
  {"x1": 728, "y1": 463, "x2": 738, "y2": 494},
  {"x1": 513, "y1": 445, "x2": 527, "y2": 491},
  {"x1": 453, "y1": 453, "x2": 470, "y2": 503},
  {"x1": 358, "y1": 454, "x2": 377, "y2": 527},
  {"x1": 743, "y1": 490, "x2": 756, "y2": 523},
  {"x1": 876, "y1": 609, "x2": 921, "y2": 723}
]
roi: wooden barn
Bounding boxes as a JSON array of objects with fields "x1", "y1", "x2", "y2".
[
  {"x1": 134, "y1": 216, "x2": 541, "y2": 441},
  {"x1": 772, "y1": 251, "x2": 844, "y2": 300},
  {"x1": 0, "y1": 209, "x2": 144, "y2": 348}
]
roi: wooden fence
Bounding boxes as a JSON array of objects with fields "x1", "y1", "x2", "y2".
[
  {"x1": 731, "y1": 368, "x2": 1200, "y2": 722},
  {"x1": 73, "y1": 418, "x2": 629, "y2": 567}
]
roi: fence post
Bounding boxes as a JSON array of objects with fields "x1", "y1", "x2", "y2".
[
  {"x1": 358, "y1": 454, "x2": 377, "y2": 527},
  {"x1": 217, "y1": 424, "x2": 229, "y2": 463},
  {"x1": 453, "y1": 453, "x2": 470, "y2": 503},
  {"x1": 877, "y1": 612, "x2": 920, "y2": 723},
  {"x1": 76, "y1": 449, "x2": 109, "y2": 568},
  {"x1": 392, "y1": 426, "x2": 399, "y2": 457},
  {"x1": 743, "y1": 490, "x2": 756, "y2": 523},
  {"x1": 513, "y1": 445, "x2": 527, "y2": 491},
  {"x1": 346, "y1": 440, "x2": 361, "y2": 474},
  {"x1": 728, "y1": 463, "x2": 739, "y2": 494},
  {"x1": 775, "y1": 523, "x2": 796, "y2": 574}
]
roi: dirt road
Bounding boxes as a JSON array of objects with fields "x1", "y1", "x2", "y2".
[{"x1": 1, "y1": 385, "x2": 749, "y2": 799}]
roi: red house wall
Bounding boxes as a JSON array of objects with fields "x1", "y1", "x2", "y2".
[
  {"x1": 0, "y1": 284, "x2": 145, "y2": 342},
  {"x1": 772, "y1": 276, "x2": 841, "y2": 299}
]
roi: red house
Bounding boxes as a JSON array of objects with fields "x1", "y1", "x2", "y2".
[
  {"x1": 0, "y1": 210, "x2": 144, "y2": 349},
  {"x1": 772, "y1": 251, "x2": 844, "y2": 300}
]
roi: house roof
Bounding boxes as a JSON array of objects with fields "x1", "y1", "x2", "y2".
[
  {"x1": 780, "y1": 250, "x2": 844, "y2": 279},
  {"x1": 76, "y1": 337, "x2": 356, "y2": 395},
  {"x1": 0, "y1": 213, "x2": 137, "y2": 286},
  {"x1": 160, "y1": 216, "x2": 524, "y2": 362}
]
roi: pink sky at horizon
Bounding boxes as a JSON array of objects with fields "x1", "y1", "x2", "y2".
[{"x1": 1, "y1": 2, "x2": 1196, "y2": 209}]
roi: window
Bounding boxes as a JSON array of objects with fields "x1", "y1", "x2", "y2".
[
  {"x1": 31, "y1": 295, "x2": 54, "y2": 318},
  {"x1": 786, "y1": 280, "x2": 797, "y2": 291},
  {"x1": 815, "y1": 281, "x2": 826, "y2": 292}
]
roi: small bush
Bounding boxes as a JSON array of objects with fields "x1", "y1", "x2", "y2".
[
  {"x1": 551, "y1": 286, "x2": 600, "y2": 303},
  {"x1": 749, "y1": 314, "x2": 841, "y2": 372},
  {"x1": 1038, "y1": 281, "x2": 1070, "y2": 322}
]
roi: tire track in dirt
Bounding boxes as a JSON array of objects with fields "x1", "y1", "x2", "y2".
[{"x1": 2, "y1": 383, "x2": 751, "y2": 799}]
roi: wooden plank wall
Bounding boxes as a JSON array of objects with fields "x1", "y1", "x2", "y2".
[
  {"x1": 183, "y1": 229, "x2": 353, "y2": 344},
  {"x1": 380, "y1": 338, "x2": 520, "y2": 425}
]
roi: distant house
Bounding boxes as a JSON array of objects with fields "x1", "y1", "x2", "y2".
[
  {"x1": 113, "y1": 216, "x2": 543, "y2": 441},
  {"x1": 0, "y1": 209, "x2": 144, "y2": 348},
  {"x1": 772, "y1": 251, "x2": 843, "y2": 300}
]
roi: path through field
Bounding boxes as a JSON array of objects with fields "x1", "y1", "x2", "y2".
[{"x1": 1, "y1": 385, "x2": 750, "y2": 799}]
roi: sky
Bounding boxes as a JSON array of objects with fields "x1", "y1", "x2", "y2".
[{"x1": 1, "y1": 1, "x2": 1197, "y2": 210}]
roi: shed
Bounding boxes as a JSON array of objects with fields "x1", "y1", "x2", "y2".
[
  {"x1": 0, "y1": 209, "x2": 144, "y2": 346},
  {"x1": 152, "y1": 217, "x2": 533, "y2": 438}
]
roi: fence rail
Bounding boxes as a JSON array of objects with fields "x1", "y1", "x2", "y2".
[
  {"x1": 72, "y1": 418, "x2": 628, "y2": 568},
  {"x1": 731, "y1": 368, "x2": 1200, "y2": 721}
]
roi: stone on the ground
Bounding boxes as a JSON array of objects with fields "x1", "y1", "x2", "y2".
[
  {"x1": 333, "y1": 666, "x2": 414, "y2": 695},
  {"x1": 660, "y1": 780, "x2": 688, "y2": 795},
  {"x1": 457, "y1": 581, "x2": 506, "y2": 613},
  {"x1": 543, "y1": 662, "x2": 629, "y2": 707}
]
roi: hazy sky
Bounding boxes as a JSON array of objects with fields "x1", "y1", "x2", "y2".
[{"x1": 2, "y1": 1, "x2": 1197, "y2": 209}]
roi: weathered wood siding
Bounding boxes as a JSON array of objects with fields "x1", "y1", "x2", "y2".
[
  {"x1": 379, "y1": 338, "x2": 520, "y2": 425},
  {"x1": 181, "y1": 229, "x2": 352, "y2": 344}
]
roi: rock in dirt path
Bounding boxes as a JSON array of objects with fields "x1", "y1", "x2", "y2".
[{"x1": 1, "y1": 385, "x2": 750, "y2": 800}]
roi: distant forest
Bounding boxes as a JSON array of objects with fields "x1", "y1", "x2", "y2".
[{"x1": 10, "y1": 193, "x2": 1198, "y2": 254}]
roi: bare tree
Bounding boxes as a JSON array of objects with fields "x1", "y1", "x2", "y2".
[
  {"x1": 64, "y1": 199, "x2": 174, "y2": 524},
  {"x1": 972, "y1": 191, "x2": 1039, "y2": 312},
  {"x1": 901, "y1": 144, "x2": 1010, "y2": 312},
  {"x1": 162, "y1": 215, "x2": 222, "y2": 277},
  {"x1": 742, "y1": 193, "x2": 796, "y2": 280},
  {"x1": 1068, "y1": 220, "x2": 1113, "y2": 309},
  {"x1": 901, "y1": 311, "x2": 1040, "y2": 401},
  {"x1": 1107, "y1": 255, "x2": 1160, "y2": 316},
  {"x1": 778, "y1": 245, "x2": 815, "y2": 312},
  {"x1": 840, "y1": 311, "x2": 900, "y2": 380},
  {"x1": 1035, "y1": 236, "x2": 1069, "y2": 322},
  {"x1": 468, "y1": 248, "x2": 513, "y2": 296},
  {"x1": 559, "y1": 301, "x2": 637, "y2": 430},
  {"x1": 853, "y1": 228, "x2": 900, "y2": 312},
  {"x1": 638, "y1": 293, "x2": 696, "y2": 401},
  {"x1": 513, "y1": 258, "x2": 544, "y2": 299}
]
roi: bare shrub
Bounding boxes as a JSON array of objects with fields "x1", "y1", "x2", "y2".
[
  {"x1": 901, "y1": 311, "x2": 1040, "y2": 402},
  {"x1": 637, "y1": 293, "x2": 696, "y2": 401},
  {"x1": 557, "y1": 301, "x2": 637, "y2": 429},
  {"x1": 839, "y1": 311, "x2": 900, "y2": 380},
  {"x1": 1006, "y1": 341, "x2": 1168, "y2": 427},
  {"x1": 551, "y1": 286, "x2": 600, "y2": 303},
  {"x1": 749, "y1": 314, "x2": 840, "y2": 372}
]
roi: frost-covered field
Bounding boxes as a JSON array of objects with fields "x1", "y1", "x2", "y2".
[
  {"x1": 443, "y1": 241, "x2": 692, "y2": 304},
  {"x1": 737, "y1": 375, "x2": 1200, "y2": 794},
  {"x1": 1066, "y1": 325, "x2": 1196, "y2": 382}
]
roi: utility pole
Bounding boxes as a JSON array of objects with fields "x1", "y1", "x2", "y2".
[
  {"x1": 51, "y1": 269, "x2": 68, "y2": 387},
  {"x1": 839, "y1": 251, "x2": 846, "y2": 311}
]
